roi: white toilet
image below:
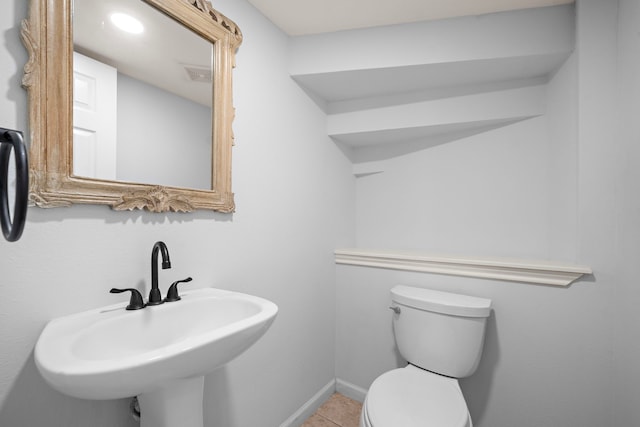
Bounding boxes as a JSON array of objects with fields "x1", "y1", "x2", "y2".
[{"x1": 361, "y1": 285, "x2": 492, "y2": 427}]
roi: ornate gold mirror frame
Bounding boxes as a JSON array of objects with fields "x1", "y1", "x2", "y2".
[{"x1": 21, "y1": 0, "x2": 242, "y2": 212}]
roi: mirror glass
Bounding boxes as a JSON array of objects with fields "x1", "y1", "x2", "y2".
[{"x1": 73, "y1": 0, "x2": 213, "y2": 190}]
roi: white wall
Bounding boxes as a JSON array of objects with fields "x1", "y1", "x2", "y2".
[
  {"x1": 613, "y1": 0, "x2": 640, "y2": 424},
  {"x1": 336, "y1": 2, "x2": 620, "y2": 427},
  {"x1": 353, "y1": 114, "x2": 554, "y2": 258},
  {"x1": 0, "y1": 1, "x2": 355, "y2": 427}
]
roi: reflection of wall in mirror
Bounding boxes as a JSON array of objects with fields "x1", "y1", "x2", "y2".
[{"x1": 116, "y1": 74, "x2": 212, "y2": 190}]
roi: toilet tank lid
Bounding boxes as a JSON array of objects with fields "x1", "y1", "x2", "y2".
[{"x1": 391, "y1": 286, "x2": 492, "y2": 318}]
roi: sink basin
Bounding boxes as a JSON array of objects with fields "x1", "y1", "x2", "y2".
[{"x1": 35, "y1": 287, "x2": 277, "y2": 426}]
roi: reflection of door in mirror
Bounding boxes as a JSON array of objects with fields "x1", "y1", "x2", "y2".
[
  {"x1": 73, "y1": 52, "x2": 118, "y2": 180},
  {"x1": 73, "y1": 0, "x2": 214, "y2": 190}
]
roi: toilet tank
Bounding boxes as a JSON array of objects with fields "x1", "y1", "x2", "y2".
[{"x1": 390, "y1": 285, "x2": 492, "y2": 378}]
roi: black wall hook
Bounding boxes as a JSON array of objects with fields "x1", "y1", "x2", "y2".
[{"x1": 0, "y1": 128, "x2": 28, "y2": 242}]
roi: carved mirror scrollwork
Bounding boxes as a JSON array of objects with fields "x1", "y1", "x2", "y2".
[{"x1": 21, "y1": 0, "x2": 242, "y2": 212}]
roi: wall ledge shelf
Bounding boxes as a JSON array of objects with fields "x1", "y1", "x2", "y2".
[{"x1": 334, "y1": 249, "x2": 592, "y2": 286}]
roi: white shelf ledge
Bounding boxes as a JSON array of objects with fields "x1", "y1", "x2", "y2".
[
  {"x1": 353, "y1": 161, "x2": 385, "y2": 177},
  {"x1": 334, "y1": 249, "x2": 592, "y2": 286}
]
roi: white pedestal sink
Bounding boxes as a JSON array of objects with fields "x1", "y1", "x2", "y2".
[{"x1": 35, "y1": 288, "x2": 278, "y2": 427}]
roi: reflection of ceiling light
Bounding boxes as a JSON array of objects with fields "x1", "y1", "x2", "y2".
[{"x1": 110, "y1": 13, "x2": 144, "y2": 34}]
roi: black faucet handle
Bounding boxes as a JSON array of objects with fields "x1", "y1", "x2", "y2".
[
  {"x1": 164, "y1": 277, "x2": 193, "y2": 302},
  {"x1": 147, "y1": 287, "x2": 164, "y2": 306},
  {"x1": 110, "y1": 288, "x2": 146, "y2": 310}
]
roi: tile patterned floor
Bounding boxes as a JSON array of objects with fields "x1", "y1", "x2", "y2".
[{"x1": 301, "y1": 393, "x2": 362, "y2": 427}]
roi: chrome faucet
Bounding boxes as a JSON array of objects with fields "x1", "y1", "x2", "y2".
[{"x1": 148, "y1": 241, "x2": 171, "y2": 306}]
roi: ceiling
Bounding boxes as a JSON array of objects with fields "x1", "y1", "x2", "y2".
[{"x1": 246, "y1": 0, "x2": 574, "y2": 36}]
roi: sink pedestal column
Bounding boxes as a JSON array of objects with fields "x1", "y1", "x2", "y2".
[{"x1": 138, "y1": 376, "x2": 205, "y2": 427}]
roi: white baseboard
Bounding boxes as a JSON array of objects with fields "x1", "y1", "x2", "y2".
[
  {"x1": 336, "y1": 378, "x2": 367, "y2": 403},
  {"x1": 279, "y1": 379, "x2": 336, "y2": 427}
]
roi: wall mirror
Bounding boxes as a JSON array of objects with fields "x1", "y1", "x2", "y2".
[{"x1": 21, "y1": 0, "x2": 242, "y2": 212}]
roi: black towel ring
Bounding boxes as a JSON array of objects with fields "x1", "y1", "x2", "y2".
[{"x1": 0, "y1": 128, "x2": 28, "y2": 242}]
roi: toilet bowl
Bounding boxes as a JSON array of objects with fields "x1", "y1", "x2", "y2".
[
  {"x1": 360, "y1": 365, "x2": 471, "y2": 427},
  {"x1": 360, "y1": 286, "x2": 491, "y2": 427}
]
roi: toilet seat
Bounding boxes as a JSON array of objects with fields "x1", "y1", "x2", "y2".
[{"x1": 363, "y1": 367, "x2": 471, "y2": 427}]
